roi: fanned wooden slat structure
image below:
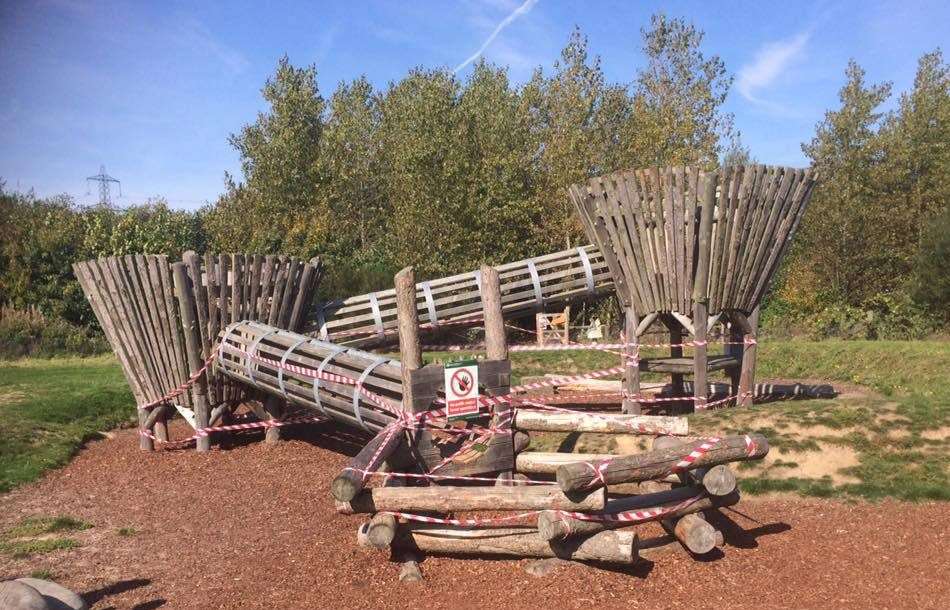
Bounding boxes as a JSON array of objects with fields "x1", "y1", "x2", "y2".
[
  {"x1": 305, "y1": 245, "x2": 613, "y2": 344},
  {"x1": 72, "y1": 252, "x2": 324, "y2": 450},
  {"x1": 569, "y1": 164, "x2": 817, "y2": 411}
]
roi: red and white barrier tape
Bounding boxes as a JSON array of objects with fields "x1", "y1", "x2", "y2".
[
  {"x1": 343, "y1": 468, "x2": 556, "y2": 486},
  {"x1": 137, "y1": 351, "x2": 217, "y2": 411},
  {"x1": 140, "y1": 413, "x2": 326, "y2": 447}
]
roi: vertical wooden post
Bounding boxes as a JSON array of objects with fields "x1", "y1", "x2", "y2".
[
  {"x1": 738, "y1": 305, "x2": 760, "y2": 407},
  {"x1": 481, "y1": 265, "x2": 507, "y2": 362},
  {"x1": 668, "y1": 318, "x2": 684, "y2": 396},
  {"x1": 262, "y1": 396, "x2": 284, "y2": 444},
  {"x1": 727, "y1": 313, "x2": 743, "y2": 397},
  {"x1": 171, "y1": 262, "x2": 211, "y2": 452},
  {"x1": 692, "y1": 170, "x2": 718, "y2": 412},
  {"x1": 396, "y1": 267, "x2": 423, "y2": 411},
  {"x1": 622, "y1": 307, "x2": 641, "y2": 415},
  {"x1": 481, "y1": 265, "x2": 513, "y2": 483},
  {"x1": 692, "y1": 303, "x2": 708, "y2": 410},
  {"x1": 561, "y1": 305, "x2": 571, "y2": 345}
]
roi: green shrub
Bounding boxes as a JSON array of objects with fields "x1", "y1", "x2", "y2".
[{"x1": 0, "y1": 305, "x2": 109, "y2": 359}]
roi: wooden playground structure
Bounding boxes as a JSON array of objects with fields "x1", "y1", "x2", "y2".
[{"x1": 75, "y1": 163, "x2": 820, "y2": 573}]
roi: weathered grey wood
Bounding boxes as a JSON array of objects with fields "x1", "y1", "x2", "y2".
[
  {"x1": 537, "y1": 487, "x2": 740, "y2": 541},
  {"x1": 638, "y1": 355, "x2": 738, "y2": 374},
  {"x1": 516, "y1": 452, "x2": 614, "y2": 475},
  {"x1": 693, "y1": 300, "x2": 708, "y2": 410},
  {"x1": 651, "y1": 436, "x2": 737, "y2": 495},
  {"x1": 662, "y1": 512, "x2": 721, "y2": 555},
  {"x1": 557, "y1": 434, "x2": 769, "y2": 492},
  {"x1": 331, "y1": 425, "x2": 406, "y2": 502},
  {"x1": 361, "y1": 522, "x2": 639, "y2": 564},
  {"x1": 481, "y1": 265, "x2": 507, "y2": 361},
  {"x1": 171, "y1": 262, "x2": 211, "y2": 451},
  {"x1": 395, "y1": 266, "x2": 422, "y2": 413},
  {"x1": 739, "y1": 305, "x2": 760, "y2": 407},
  {"x1": 668, "y1": 318, "x2": 685, "y2": 396},
  {"x1": 622, "y1": 307, "x2": 640, "y2": 415},
  {"x1": 512, "y1": 411, "x2": 687, "y2": 436},
  {"x1": 342, "y1": 484, "x2": 605, "y2": 513},
  {"x1": 366, "y1": 512, "x2": 398, "y2": 549}
]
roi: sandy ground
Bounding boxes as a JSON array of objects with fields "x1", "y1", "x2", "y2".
[{"x1": 1, "y1": 422, "x2": 948, "y2": 610}]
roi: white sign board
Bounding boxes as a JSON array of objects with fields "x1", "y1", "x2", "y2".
[{"x1": 444, "y1": 360, "x2": 480, "y2": 420}]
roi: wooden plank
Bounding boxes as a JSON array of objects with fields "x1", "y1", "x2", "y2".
[{"x1": 171, "y1": 262, "x2": 212, "y2": 451}]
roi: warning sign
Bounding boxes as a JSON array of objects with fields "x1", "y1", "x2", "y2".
[{"x1": 444, "y1": 359, "x2": 480, "y2": 420}]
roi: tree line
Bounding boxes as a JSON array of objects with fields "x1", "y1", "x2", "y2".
[{"x1": 1, "y1": 14, "x2": 947, "y2": 340}]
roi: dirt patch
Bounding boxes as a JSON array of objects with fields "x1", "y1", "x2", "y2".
[
  {"x1": 922, "y1": 427, "x2": 950, "y2": 441},
  {"x1": 755, "y1": 441, "x2": 862, "y2": 484},
  {"x1": 0, "y1": 390, "x2": 26, "y2": 407}
]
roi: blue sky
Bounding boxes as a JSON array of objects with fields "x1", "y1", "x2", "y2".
[{"x1": 1, "y1": 0, "x2": 947, "y2": 210}]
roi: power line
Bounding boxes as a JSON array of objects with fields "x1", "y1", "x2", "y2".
[{"x1": 85, "y1": 165, "x2": 122, "y2": 206}]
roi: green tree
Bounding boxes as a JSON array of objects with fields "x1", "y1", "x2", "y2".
[
  {"x1": 524, "y1": 29, "x2": 620, "y2": 250},
  {"x1": 377, "y1": 68, "x2": 461, "y2": 276},
  {"x1": 789, "y1": 61, "x2": 893, "y2": 308},
  {"x1": 209, "y1": 56, "x2": 327, "y2": 254},
  {"x1": 622, "y1": 13, "x2": 734, "y2": 168}
]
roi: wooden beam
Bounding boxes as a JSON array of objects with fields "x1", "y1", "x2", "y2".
[
  {"x1": 556, "y1": 434, "x2": 769, "y2": 493},
  {"x1": 339, "y1": 484, "x2": 605, "y2": 513},
  {"x1": 360, "y1": 522, "x2": 639, "y2": 564},
  {"x1": 512, "y1": 410, "x2": 688, "y2": 436}
]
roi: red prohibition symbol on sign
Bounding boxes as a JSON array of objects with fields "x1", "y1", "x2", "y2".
[{"x1": 450, "y1": 368, "x2": 474, "y2": 396}]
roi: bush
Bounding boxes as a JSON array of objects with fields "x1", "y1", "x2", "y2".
[
  {"x1": 0, "y1": 305, "x2": 109, "y2": 359},
  {"x1": 800, "y1": 293, "x2": 936, "y2": 340}
]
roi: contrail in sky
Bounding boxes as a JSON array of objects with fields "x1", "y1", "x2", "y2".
[{"x1": 453, "y1": 0, "x2": 539, "y2": 73}]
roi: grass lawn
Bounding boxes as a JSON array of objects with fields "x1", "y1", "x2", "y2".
[
  {"x1": 1, "y1": 341, "x2": 947, "y2": 501},
  {"x1": 0, "y1": 355, "x2": 134, "y2": 493}
]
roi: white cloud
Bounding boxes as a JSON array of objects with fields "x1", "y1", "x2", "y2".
[
  {"x1": 453, "y1": 0, "x2": 539, "y2": 74},
  {"x1": 737, "y1": 32, "x2": 809, "y2": 105}
]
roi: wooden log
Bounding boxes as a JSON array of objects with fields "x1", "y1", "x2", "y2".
[
  {"x1": 395, "y1": 267, "x2": 422, "y2": 409},
  {"x1": 481, "y1": 265, "x2": 507, "y2": 361},
  {"x1": 692, "y1": 302, "x2": 708, "y2": 410},
  {"x1": 621, "y1": 307, "x2": 640, "y2": 414},
  {"x1": 537, "y1": 487, "x2": 740, "y2": 541},
  {"x1": 343, "y1": 484, "x2": 605, "y2": 514},
  {"x1": 662, "y1": 512, "x2": 722, "y2": 555},
  {"x1": 652, "y1": 432, "x2": 737, "y2": 496},
  {"x1": 516, "y1": 452, "x2": 614, "y2": 475},
  {"x1": 738, "y1": 305, "x2": 760, "y2": 407},
  {"x1": 366, "y1": 513, "x2": 398, "y2": 549},
  {"x1": 513, "y1": 410, "x2": 687, "y2": 436},
  {"x1": 361, "y1": 522, "x2": 639, "y2": 564},
  {"x1": 171, "y1": 262, "x2": 212, "y2": 452},
  {"x1": 331, "y1": 424, "x2": 406, "y2": 502},
  {"x1": 556, "y1": 434, "x2": 768, "y2": 492}
]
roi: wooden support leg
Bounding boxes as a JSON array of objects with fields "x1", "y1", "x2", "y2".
[
  {"x1": 153, "y1": 413, "x2": 169, "y2": 443},
  {"x1": 738, "y1": 306, "x2": 760, "y2": 407},
  {"x1": 692, "y1": 302, "x2": 708, "y2": 412},
  {"x1": 622, "y1": 307, "x2": 640, "y2": 415},
  {"x1": 138, "y1": 409, "x2": 154, "y2": 451},
  {"x1": 727, "y1": 314, "x2": 743, "y2": 399},
  {"x1": 668, "y1": 319, "x2": 684, "y2": 397},
  {"x1": 263, "y1": 396, "x2": 283, "y2": 444}
]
